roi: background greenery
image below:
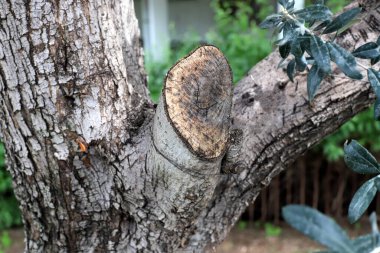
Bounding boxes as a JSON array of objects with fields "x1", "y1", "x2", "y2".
[
  {"x1": 146, "y1": 0, "x2": 380, "y2": 161},
  {"x1": 146, "y1": 0, "x2": 273, "y2": 102},
  {"x1": 0, "y1": 0, "x2": 378, "y2": 232},
  {"x1": 0, "y1": 143, "x2": 22, "y2": 231}
]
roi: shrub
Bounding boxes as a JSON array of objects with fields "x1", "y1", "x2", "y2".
[
  {"x1": 146, "y1": 0, "x2": 273, "y2": 102},
  {"x1": 0, "y1": 143, "x2": 22, "y2": 230}
]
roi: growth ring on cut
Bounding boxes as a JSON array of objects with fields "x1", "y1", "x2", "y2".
[{"x1": 164, "y1": 45, "x2": 233, "y2": 160}]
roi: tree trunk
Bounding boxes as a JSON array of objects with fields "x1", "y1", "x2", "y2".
[{"x1": 0, "y1": 0, "x2": 379, "y2": 252}]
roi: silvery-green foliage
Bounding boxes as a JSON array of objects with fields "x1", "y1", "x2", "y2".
[
  {"x1": 263, "y1": 2, "x2": 380, "y2": 252},
  {"x1": 260, "y1": 0, "x2": 369, "y2": 102},
  {"x1": 283, "y1": 205, "x2": 380, "y2": 253}
]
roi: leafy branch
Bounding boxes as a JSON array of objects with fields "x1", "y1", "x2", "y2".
[
  {"x1": 260, "y1": 0, "x2": 380, "y2": 108},
  {"x1": 260, "y1": 1, "x2": 380, "y2": 252},
  {"x1": 283, "y1": 205, "x2": 380, "y2": 253}
]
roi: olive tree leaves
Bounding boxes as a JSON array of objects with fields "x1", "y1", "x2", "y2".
[
  {"x1": 327, "y1": 42, "x2": 363, "y2": 80},
  {"x1": 368, "y1": 68, "x2": 380, "y2": 120},
  {"x1": 310, "y1": 36, "x2": 330, "y2": 73},
  {"x1": 352, "y1": 42, "x2": 380, "y2": 60},
  {"x1": 283, "y1": 205, "x2": 355, "y2": 253},
  {"x1": 283, "y1": 205, "x2": 380, "y2": 253},
  {"x1": 293, "y1": 5, "x2": 332, "y2": 23},
  {"x1": 282, "y1": 141, "x2": 380, "y2": 253},
  {"x1": 262, "y1": 4, "x2": 380, "y2": 118},
  {"x1": 261, "y1": 2, "x2": 380, "y2": 252},
  {"x1": 260, "y1": 1, "x2": 366, "y2": 102},
  {"x1": 344, "y1": 140, "x2": 380, "y2": 223},
  {"x1": 323, "y1": 7, "x2": 361, "y2": 34}
]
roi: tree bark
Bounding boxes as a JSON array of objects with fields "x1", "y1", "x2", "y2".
[{"x1": 0, "y1": 0, "x2": 379, "y2": 252}]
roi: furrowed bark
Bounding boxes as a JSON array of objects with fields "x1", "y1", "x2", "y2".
[
  {"x1": 185, "y1": 1, "x2": 380, "y2": 251},
  {"x1": 0, "y1": 0, "x2": 152, "y2": 252},
  {"x1": 145, "y1": 46, "x2": 232, "y2": 250},
  {"x1": 0, "y1": 0, "x2": 379, "y2": 252}
]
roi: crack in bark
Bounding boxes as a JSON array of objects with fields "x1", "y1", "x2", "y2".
[{"x1": 0, "y1": 0, "x2": 379, "y2": 252}]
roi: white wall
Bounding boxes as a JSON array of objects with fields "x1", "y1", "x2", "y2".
[
  {"x1": 134, "y1": 0, "x2": 305, "y2": 62},
  {"x1": 168, "y1": 0, "x2": 214, "y2": 41},
  {"x1": 135, "y1": 0, "x2": 170, "y2": 61}
]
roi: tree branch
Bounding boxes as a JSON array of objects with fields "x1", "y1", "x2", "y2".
[
  {"x1": 2, "y1": 0, "x2": 379, "y2": 252},
  {"x1": 184, "y1": 1, "x2": 380, "y2": 251}
]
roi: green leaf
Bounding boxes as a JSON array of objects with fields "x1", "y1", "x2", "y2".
[
  {"x1": 323, "y1": 7, "x2": 361, "y2": 34},
  {"x1": 348, "y1": 177, "x2": 378, "y2": 224},
  {"x1": 299, "y1": 35, "x2": 312, "y2": 56},
  {"x1": 264, "y1": 223, "x2": 282, "y2": 237},
  {"x1": 0, "y1": 232, "x2": 11, "y2": 249},
  {"x1": 313, "y1": 20, "x2": 331, "y2": 32},
  {"x1": 294, "y1": 5, "x2": 332, "y2": 23},
  {"x1": 260, "y1": 14, "x2": 283, "y2": 29},
  {"x1": 368, "y1": 68, "x2": 380, "y2": 97},
  {"x1": 287, "y1": 59, "x2": 296, "y2": 82},
  {"x1": 344, "y1": 140, "x2": 379, "y2": 174},
  {"x1": 374, "y1": 176, "x2": 380, "y2": 191},
  {"x1": 278, "y1": 22, "x2": 298, "y2": 46},
  {"x1": 237, "y1": 220, "x2": 248, "y2": 230},
  {"x1": 375, "y1": 98, "x2": 380, "y2": 121},
  {"x1": 327, "y1": 42, "x2": 363, "y2": 80},
  {"x1": 369, "y1": 212, "x2": 379, "y2": 234},
  {"x1": 295, "y1": 55, "x2": 307, "y2": 71},
  {"x1": 368, "y1": 68, "x2": 380, "y2": 123},
  {"x1": 352, "y1": 234, "x2": 378, "y2": 253},
  {"x1": 352, "y1": 42, "x2": 380, "y2": 59},
  {"x1": 278, "y1": 0, "x2": 288, "y2": 8},
  {"x1": 280, "y1": 43, "x2": 291, "y2": 59},
  {"x1": 291, "y1": 40, "x2": 304, "y2": 56},
  {"x1": 310, "y1": 35, "x2": 331, "y2": 73},
  {"x1": 291, "y1": 40, "x2": 307, "y2": 71},
  {"x1": 282, "y1": 205, "x2": 355, "y2": 253},
  {"x1": 279, "y1": 0, "x2": 295, "y2": 10},
  {"x1": 338, "y1": 19, "x2": 361, "y2": 35},
  {"x1": 286, "y1": 0, "x2": 295, "y2": 10},
  {"x1": 307, "y1": 64, "x2": 326, "y2": 101},
  {"x1": 371, "y1": 56, "x2": 380, "y2": 65}
]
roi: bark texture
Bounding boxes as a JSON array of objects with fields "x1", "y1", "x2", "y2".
[
  {"x1": 0, "y1": 0, "x2": 152, "y2": 252},
  {"x1": 0, "y1": 0, "x2": 379, "y2": 252}
]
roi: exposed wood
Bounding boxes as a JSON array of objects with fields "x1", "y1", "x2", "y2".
[
  {"x1": 164, "y1": 46, "x2": 232, "y2": 160},
  {"x1": 0, "y1": 0, "x2": 379, "y2": 252},
  {"x1": 143, "y1": 48, "x2": 233, "y2": 247},
  {"x1": 184, "y1": 1, "x2": 380, "y2": 250}
]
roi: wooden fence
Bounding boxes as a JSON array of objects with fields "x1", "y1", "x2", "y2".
[{"x1": 242, "y1": 150, "x2": 376, "y2": 223}]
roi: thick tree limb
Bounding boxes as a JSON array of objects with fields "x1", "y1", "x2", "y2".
[
  {"x1": 184, "y1": 1, "x2": 380, "y2": 251},
  {"x1": 0, "y1": 0, "x2": 150, "y2": 251},
  {"x1": 1, "y1": 0, "x2": 379, "y2": 252}
]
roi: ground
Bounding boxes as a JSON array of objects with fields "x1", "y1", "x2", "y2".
[
  {"x1": 4, "y1": 220, "x2": 370, "y2": 253},
  {"x1": 217, "y1": 224, "x2": 322, "y2": 253}
]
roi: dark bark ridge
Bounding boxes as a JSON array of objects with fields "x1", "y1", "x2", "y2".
[
  {"x1": 0, "y1": 0, "x2": 151, "y2": 252},
  {"x1": 185, "y1": 1, "x2": 380, "y2": 251},
  {"x1": 0, "y1": 0, "x2": 379, "y2": 252}
]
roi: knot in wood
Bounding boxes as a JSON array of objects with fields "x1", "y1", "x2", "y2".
[{"x1": 164, "y1": 45, "x2": 233, "y2": 160}]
